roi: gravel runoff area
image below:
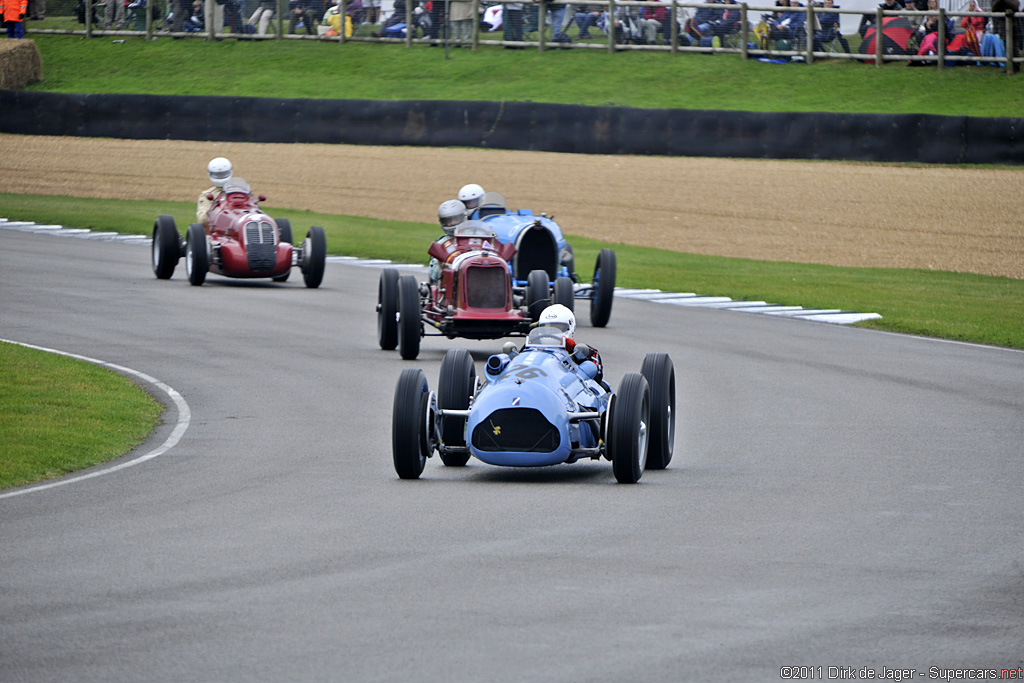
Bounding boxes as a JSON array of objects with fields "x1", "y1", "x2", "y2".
[{"x1": 1, "y1": 134, "x2": 1021, "y2": 279}]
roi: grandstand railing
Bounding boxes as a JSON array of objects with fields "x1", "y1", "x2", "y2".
[{"x1": 25, "y1": 0, "x2": 1022, "y2": 73}]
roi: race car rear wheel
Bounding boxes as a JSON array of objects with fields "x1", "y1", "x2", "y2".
[
  {"x1": 553, "y1": 275, "x2": 574, "y2": 313},
  {"x1": 640, "y1": 353, "x2": 675, "y2": 470},
  {"x1": 185, "y1": 223, "x2": 208, "y2": 287},
  {"x1": 152, "y1": 215, "x2": 180, "y2": 280},
  {"x1": 392, "y1": 368, "x2": 431, "y2": 479},
  {"x1": 397, "y1": 274, "x2": 422, "y2": 361},
  {"x1": 438, "y1": 348, "x2": 475, "y2": 466},
  {"x1": 609, "y1": 372, "x2": 650, "y2": 484},
  {"x1": 590, "y1": 248, "x2": 616, "y2": 328},
  {"x1": 301, "y1": 225, "x2": 326, "y2": 289},
  {"x1": 526, "y1": 269, "x2": 550, "y2": 322},
  {"x1": 272, "y1": 218, "x2": 292, "y2": 282},
  {"x1": 377, "y1": 269, "x2": 400, "y2": 351}
]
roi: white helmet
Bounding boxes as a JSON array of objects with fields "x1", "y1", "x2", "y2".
[
  {"x1": 207, "y1": 157, "x2": 232, "y2": 187},
  {"x1": 538, "y1": 304, "x2": 576, "y2": 342},
  {"x1": 438, "y1": 199, "x2": 467, "y2": 234},
  {"x1": 458, "y1": 183, "x2": 485, "y2": 211}
]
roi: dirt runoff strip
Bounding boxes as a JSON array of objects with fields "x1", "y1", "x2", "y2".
[{"x1": 1, "y1": 134, "x2": 1021, "y2": 279}]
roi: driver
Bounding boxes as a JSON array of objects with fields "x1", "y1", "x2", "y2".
[
  {"x1": 457, "y1": 183, "x2": 485, "y2": 218},
  {"x1": 536, "y1": 304, "x2": 603, "y2": 381},
  {"x1": 196, "y1": 157, "x2": 233, "y2": 227},
  {"x1": 429, "y1": 199, "x2": 467, "y2": 285}
]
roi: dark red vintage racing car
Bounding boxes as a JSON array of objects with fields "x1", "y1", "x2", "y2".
[
  {"x1": 151, "y1": 178, "x2": 326, "y2": 288},
  {"x1": 377, "y1": 222, "x2": 572, "y2": 360}
]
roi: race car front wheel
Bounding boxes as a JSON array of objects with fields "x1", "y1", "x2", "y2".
[
  {"x1": 378, "y1": 269, "x2": 400, "y2": 350},
  {"x1": 185, "y1": 223, "x2": 208, "y2": 287},
  {"x1": 438, "y1": 348, "x2": 475, "y2": 466},
  {"x1": 609, "y1": 372, "x2": 650, "y2": 484},
  {"x1": 590, "y1": 248, "x2": 616, "y2": 328},
  {"x1": 152, "y1": 215, "x2": 180, "y2": 280},
  {"x1": 301, "y1": 225, "x2": 326, "y2": 289},
  {"x1": 397, "y1": 274, "x2": 422, "y2": 361},
  {"x1": 640, "y1": 353, "x2": 675, "y2": 470},
  {"x1": 392, "y1": 368, "x2": 431, "y2": 479},
  {"x1": 272, "y1": 218, "x2": 292, "y2": 282}
]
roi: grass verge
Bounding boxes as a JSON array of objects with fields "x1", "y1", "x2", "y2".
[
  {"x1": 3, "y1": 192, "x2": 1022, "y2": 350},
  {"x1": 0, "y1": 342, "x2": 163, "y2": 490}
]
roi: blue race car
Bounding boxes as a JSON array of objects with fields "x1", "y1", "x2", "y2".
[
  {"x1": 390, "y1": 328, "x2": 675, "y2": 484},
  {"x1": 471, "y1": 192, "x2": 617, "y2": 327}
]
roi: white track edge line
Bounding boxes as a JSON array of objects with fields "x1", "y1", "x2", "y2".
[{"x1": 0, "y1": 339, "x2": 191, "y2": 500}]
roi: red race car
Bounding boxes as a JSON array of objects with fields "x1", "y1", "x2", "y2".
[
  {"x1": 151, "y1": 178, "x2": 326, "y2": 288},
  {"x1": 377, "y1": 222, "x2": 574, "y2": 360}
]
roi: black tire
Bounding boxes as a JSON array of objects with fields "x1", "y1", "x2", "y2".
[
  {"x1": 609, "y1": 372, "x2": 650, "y2": 484},
  {"x1": 301, "y1": 225, "x2": 326, "y2": 289},
  {"x1": 152, "y1": 215, "x2": 180, "y2": 280},
  {"x1": 377, "y1": 269, "x2": 400, "y2": 351},
  {"x1": 590, "y1": 248, "x2": 616, "y2": 328},
  {"x1": 438, "y1": 349, "x2": 475, "y2": 466},
  {"x1": 526, "y1": 268, "x2": 550, "y2": 322},
  {"x1": 272, "y1": 218, "x2": 293, "y2": 282},
  {"x1": 640, "y1": 353, "x2": 676, "y2": 470},
  {"x1": 392, "y1": 368, "x2": 431, "y2": 479},
  {"x1": 397, "y1": 274, "x2": 422, "y2": 361},
  {"x1": 185, "y1": 223, "x2": 208, "y2": 287},
  {"x1": 553, "y1": 275, "x2": 574, "y2": 312}
]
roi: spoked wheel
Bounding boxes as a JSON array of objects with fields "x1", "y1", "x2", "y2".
[
  {"x1": 152, "y1": 215, "x2": 181, "y2": 280},
  {"x1": 185, "y1": 223, "x2": 209, "y2": 287},
  {"x1": 377, "y1": 268, "x2": 400, "y2": 351},
  {"x1": 553, "y1": 275, "x2": 574, "y2": 312},
  {"x1": 640, "y1": 353, "x2": 676, "y2": 470},
  {"x1": 438, "y1": 348, "x2": 475, "y2": 467},
  {"x1": 272, "y1": 218, "x2": 293, "y2": 282},
  {"x1": 589, "y1": 248, "x2": 616, "y2": 328},
  {"x1": 397, "y1": 274, "x2": 422, "y2": 361},
  {"x1": 526, "y1": 269, "x2": 550, "y2": 322},
  {"x1": 609, "y1": 372, "x2": 650, "y2": 484},
  {"x1": 300, "y1": 225, "x2": 326, "y2": 289},
  {"x1": 392, "y1": 368, "x2": 434, "y2": 479}
]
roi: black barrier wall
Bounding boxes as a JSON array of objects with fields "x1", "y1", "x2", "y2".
[{"x1": 2, "y1": 90, "x2": 1021, "y2": 165}]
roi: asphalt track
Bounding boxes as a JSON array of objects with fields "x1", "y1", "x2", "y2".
[{"x1": 1, "y1": 228, "x2": 1023, "y2": 682}]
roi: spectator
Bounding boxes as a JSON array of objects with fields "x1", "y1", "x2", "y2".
[
  {"x1": 991, "y1": 0, "x2": 1022, "y2": 71},
  {"x1": 1, "y1": 0, "x2": 27, "y2": 37},
  {"x1": 247, "y1": 0, "x2": 274, "y2": 34},
  {"x1": 205, "y1": 0, "x2": 225, "y2": 34},
  {"x1": 503, "y1": 0, "x2": 523, "y2": 43},
  {"x1": 548, "y1": 0, "x2": 573, "y2": 42},
  {"x1": 449, "y1": 0, "x2": 472, "y2": 41},
  {"x1": 767, "y1": 0, "x2": 806, "y2": 46},
  {"x1": 685, "y1": 0, "x2": 723, "y2": 44},
  {"x1": 427, "y1": 0, "x2": 443, "y2": 41},
  {"x1": 363, "y1": 0, "x2": 379, "y2": 23},
  {"x1": 961, "y1": 0, "x2": 987, "y2": 39},
  {"x1": 858, "y1": 0, "x2": 905, "y2": 37},
  {"x1": 104, "y1": 0, "x2": 125, "y2": 29},
  {"x1": 572, "y1": 3, "x2": 602, "y2": 37},
  {"x1": 916, "y1": 0, "x2": 954, "y2": 37},
  {"x1": 641, "y1": 0, "x2": 666, "y2": 43},
  {"x1": 27, "y1": 0, "x2": 41, "y2": 21},
  {"x1": 289, "y1": 0, "x2": 322, "y2": 33},
  {"x1": 373, "y1": 0, "x2": 410, "y2": 35},
  {"x1": 814, "y1": 0, "x2": 850, "y2": 51}
]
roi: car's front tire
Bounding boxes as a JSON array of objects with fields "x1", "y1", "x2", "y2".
[
  {"x1": 397, "y1": 274, "x2": 422, "y2": 360},
  {"x1": 152, "y1": 215, "x2": 180, "y2": 280},
  {"x1": 392, "y1": 368, "x2": 431, "y2": 479},
  {"x1": 590, "y1": 248, "x2": 616, "y2": 328},
  {"x1": 272, "y1": 218, "x2": 293, "y2": 282},
  {"x1": 185, "y1": 223, "x2": 208, "y2": 286},
  {"x1": 553, "y1": 275, "x2": 574, "y2": 312},
  {"x1": 526, "y1": 269, "x2": 550, "y2": 322},
  {"x1": 438, "y1": 349, "x2": 475, "y2": 467},
  {"x1": 640, "y1": 353, "x2": 675, "y2": 470},
  {"x1": 609, "y1": 372, "x2": 650, "y2": 484},
  {"x1": 301, "y1": 225, "x2": 326, "y2": 289}
]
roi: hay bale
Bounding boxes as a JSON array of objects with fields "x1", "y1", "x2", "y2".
[{"x1": 0, "y1": 40, "x2": 43, "y2": 89}]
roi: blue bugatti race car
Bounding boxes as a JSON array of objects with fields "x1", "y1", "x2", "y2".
[
  {"x1": 471, "y1": 192, "x2": 617, "y2": 327},
  {"x1": 391, "y1": 326, "x2": 675, "y2": 484}
]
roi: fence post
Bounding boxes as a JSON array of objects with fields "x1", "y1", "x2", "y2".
[
  {"x1": 1007, "y1": 10, "x2": 1016, "y2": 75},
  {"x1": 937, "y1": 7, "x2": 945, "y2": 69},
  {"x1": 340, "y1": 0, "x2": 347, "y2": 42},
  {"x1": 85, "y1": 0, "x2": 92, "y2": 37},
  {"x1": 538, "y1": 0, "x2": 547, "y2": 51},
  {"x1": 874, "y1": 6, "x2": 883, "y2": 66},
  {"x1": 277, "y1": 0, "x2": 285, "y2": 39},
  {"x1": 805, "y1": 2, "x2": 813, "y2": 63},
  {"x1": 207, "y1": 0, "x2": 215, "y2": 39},
  {"x1": 608, "y1": 0, "x2": 615, "y2": 53},
  {"x1": 741, "y1": 3, "x2": 748, "y2": 60},
  {"x1": 145, "y1": 0, "x2": 153, "y2": 39},
  {"x1": 670, "y1": 0, "x2": 678, "y2": 53},
  {"x1": 471, "y1": 0, "x2": 479, "y2": 49}
]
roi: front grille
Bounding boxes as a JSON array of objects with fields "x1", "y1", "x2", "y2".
[
  {"x1": 464, "y1": 266, "x2": 508, "y2": 309},
  {"x1": 245, "y1": 220, "x2": 277, "y2": 272},
  {"x1": 472, "y1": 408, "x2": 560, "y2": 453}
]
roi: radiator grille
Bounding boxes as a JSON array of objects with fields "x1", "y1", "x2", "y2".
[
  {"x1": 472, "y1": 408, "x2": 560, "y2": 453},
  {"x1": 245, "y1": 220, "x2": 277, "y2": 272},
  {"x1": 464, "y1": 266, "x2": 507, "y2": 309}
]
